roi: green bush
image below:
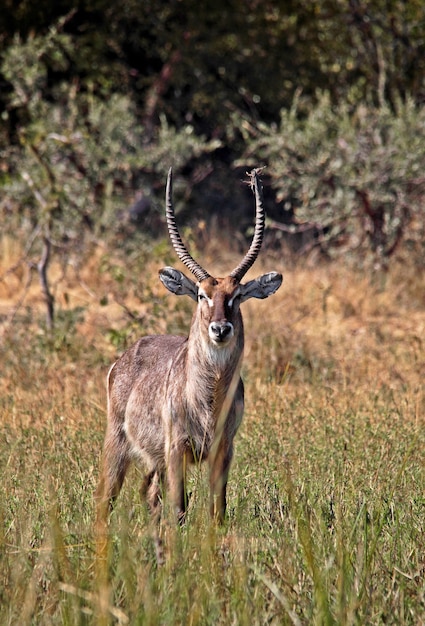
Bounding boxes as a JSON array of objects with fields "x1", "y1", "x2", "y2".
[
  {"x1": 0, "y1": 26, "x2": 220, "y2": 245},
  {"x1": 0, "y1": 24, "x2": 221, "y2": 328},
  {"x1": 241, "y1": 93, "x2": 425, "y2": 267}
]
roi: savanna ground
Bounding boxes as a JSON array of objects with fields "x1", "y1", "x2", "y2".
[{"x1": 0, "y1": 234, "x2": 424, "y2": 625}]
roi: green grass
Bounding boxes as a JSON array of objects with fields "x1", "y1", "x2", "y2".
[
  {"x1": 1, "y1": 258, "x2": 424, "y2": 625},
  {"x1": 1, "y1": 367, "x2": 423, "y2": 624}
]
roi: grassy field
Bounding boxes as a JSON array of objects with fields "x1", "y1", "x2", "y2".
[{"x1": 0, "y1": 239, "x2": 424, "y2": 625}]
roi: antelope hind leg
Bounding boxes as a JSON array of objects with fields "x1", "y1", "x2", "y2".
[
  {"x1": 209, "y1": 440, "x2": 233, "y2": 524},
  {"x1": 95, "y1": 429, "x2": 130, "y2": 525}
]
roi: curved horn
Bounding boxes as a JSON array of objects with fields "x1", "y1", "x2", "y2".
[
  {"x1": 230, "y1": 169, "x2": 265, "y2": 281},
  {"x1": 165, "y1": 168, "x2": 210, "y2": 283}
]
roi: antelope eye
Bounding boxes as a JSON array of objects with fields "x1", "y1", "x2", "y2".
[{"x1": 198, "y1": 293, "x2": 207, "y2": 302}]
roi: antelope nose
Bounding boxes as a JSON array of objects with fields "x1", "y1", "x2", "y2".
[{"x1": 209, "y1": 321, "x2": 233, "y2": 342}]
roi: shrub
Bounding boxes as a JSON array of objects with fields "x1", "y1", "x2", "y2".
[
  {"x1": 0, "y1": 23, "x2": 220, "y2": 327},
  {"x1": 241, "y1": 93, "x2": 425, "y2": 268}
]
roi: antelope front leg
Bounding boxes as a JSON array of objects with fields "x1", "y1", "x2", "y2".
[
  {"x1": 167, "y1": 447, "x2": 187, "y2": 523},
  {"x1": 209, "y1": 440, "x2": 233, "y2": 524}
]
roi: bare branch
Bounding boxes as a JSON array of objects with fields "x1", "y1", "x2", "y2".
[{"x1": 37, "y1": 237, "x2": 54, "y2": 330}]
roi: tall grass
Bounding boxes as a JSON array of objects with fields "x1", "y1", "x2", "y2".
[{"x1": 0, "y1": 245, "x2": 424, "y2": 624}]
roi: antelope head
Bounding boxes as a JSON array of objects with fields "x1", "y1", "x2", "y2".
[{"x1": 159, "y1": 168, "x2": 282, "y2": 349}]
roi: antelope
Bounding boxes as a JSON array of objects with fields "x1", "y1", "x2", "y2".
[{"x1": 96, "y1": 168, "x2": 282, "y2": 527}]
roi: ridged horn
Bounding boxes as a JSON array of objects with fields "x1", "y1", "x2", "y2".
[
  {"x1": 165, "y1": 168, "x2": 211, "y2": 283},
  {"x1": 229, "y1": 169, "x2": 265, "y2": 281}
]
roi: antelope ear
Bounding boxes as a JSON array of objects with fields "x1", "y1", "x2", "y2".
[
  {"x1": 239, "y1": 271, "x2": 282, "y2": 302},
  {"x1": 159, "y1": 267, "x2": 198, "y2": 301}
]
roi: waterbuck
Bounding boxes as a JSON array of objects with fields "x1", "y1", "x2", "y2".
[{"x1": 96, "y1": 169, "x2": 282, "y2": 526}]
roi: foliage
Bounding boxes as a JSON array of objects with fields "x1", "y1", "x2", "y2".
[
  {"x1": 241, "y1": 93, "x2": 425, "y2": 267},
  {"x1": 1, "y1": 2, "x2": 425, "y2": 331},
  {"x1": 0, "y1": 24, "x2": 220, "y2": 327},
  {"x1": 2, "y1": 1, "x2": 425, "y2": 135},
  {"x1": 0, "y1": 25, "x2": 220, "y2": 238}
]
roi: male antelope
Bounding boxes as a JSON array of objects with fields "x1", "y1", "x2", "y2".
[{"x1": 96, "y1": 169, "x2": 282, "y2": 525}]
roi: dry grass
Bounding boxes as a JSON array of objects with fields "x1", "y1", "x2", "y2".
[{"x1": 0, "y1": 237, "x2": 424, "y2": 624}]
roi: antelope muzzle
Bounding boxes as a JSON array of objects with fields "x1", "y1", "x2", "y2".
[{"x1": 208, "y1": 320, "x2": 234, "y2": 344}]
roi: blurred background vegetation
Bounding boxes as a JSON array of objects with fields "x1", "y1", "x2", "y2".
[{"x1": 1, "y1": 0, "x2": 425, "y2": 289}]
